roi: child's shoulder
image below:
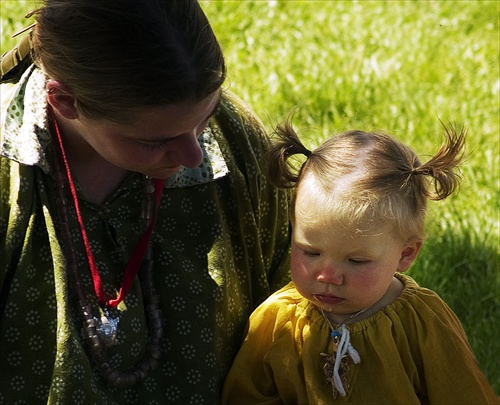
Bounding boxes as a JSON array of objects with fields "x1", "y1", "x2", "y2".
[
  {"x1": 255, "y1": 281, "x2": 306, "y2": 312},
  {"x1": 387, "y1": 273, "x2": 463, "y2": 330},
  {"x1": 248, "y1": 281, "x2": 313, "y2": 328},
  {"x1": 395, "y1": 273, "x2": 449, "y2": 308}
]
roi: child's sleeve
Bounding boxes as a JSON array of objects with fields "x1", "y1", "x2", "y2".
[
  {"x1": 221, "y1": 297, "x2": 286, "y2": 405},
  {"x1": 409, "y1": 289, "x2": 499, "y2": 404}
]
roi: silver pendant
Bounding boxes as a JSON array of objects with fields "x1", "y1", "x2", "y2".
[{"x1": 95, "y1": 309, "x2": 119, "y2": 348}]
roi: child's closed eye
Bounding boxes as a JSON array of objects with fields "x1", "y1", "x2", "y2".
[
  {"x1": 301, "y1": 249, "x2": 320, "y2": 257},
  {"x1": 348, "y1": 258, "x2": 369, "y2": 265}
]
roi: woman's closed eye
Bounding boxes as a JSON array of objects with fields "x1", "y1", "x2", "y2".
[
  {"x1": 138, "y1": 139, "x2": 170, "y2": 151},
  {"x1": 137, "y1": 118, "x2": 211, "y2": 152}
]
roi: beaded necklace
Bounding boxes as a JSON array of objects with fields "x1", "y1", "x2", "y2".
[{"x1": 50, "y1": 111, "x2": 166, "y2": 387}]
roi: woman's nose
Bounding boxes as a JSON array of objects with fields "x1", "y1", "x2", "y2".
[{"x1": 170, "y1": 132, "x2": 204, "y2": 168}]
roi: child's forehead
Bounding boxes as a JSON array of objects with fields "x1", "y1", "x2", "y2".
[
  {"x1": 294, "y1": 203, "x2": 386, "y2": 235},
  {"x1": 294, "y1": 179, "x2": 394, "y2": 236},
  {"x1": 292, "y1": 208, "x2": 399, "y2": 251}
]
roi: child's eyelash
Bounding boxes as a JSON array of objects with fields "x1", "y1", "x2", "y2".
[
  {"x1": 349, "y1": 259, "x2": 368, "y2": 265},
  {"x1": 302, "y1": 250, "x2": 319, "y2": 257}
]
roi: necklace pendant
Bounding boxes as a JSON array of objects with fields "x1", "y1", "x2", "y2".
[
  {"x1": 95, "y1": 309, "x2": 119, "y2": 348},
  {"x1": 319, "y1": 314, "x2": 362, "y2": 399},
  {"x1": 321, "y1": 352, "x2": 340, "y2": 399}
]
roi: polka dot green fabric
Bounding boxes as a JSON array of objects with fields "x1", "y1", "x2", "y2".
[{"x1": 0, "y1": 66, "x2": 292, "y2": 404}]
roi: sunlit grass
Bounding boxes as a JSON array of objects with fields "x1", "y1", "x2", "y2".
[{"x1": 2, "y1": 0, "x2": 498, "y2": 392}]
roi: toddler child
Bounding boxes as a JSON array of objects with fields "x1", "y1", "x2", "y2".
[{"x1": 222, "y1": 121, "x2": 498, "y2": 404}]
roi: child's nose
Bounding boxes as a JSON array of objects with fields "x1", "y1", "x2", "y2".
[{"x1": 316, "y1": 263, "x2": 344, "y2": 285}]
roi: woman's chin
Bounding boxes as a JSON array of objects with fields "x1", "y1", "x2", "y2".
[{"x1": 142, "y1": 166, "x2": 181, "y2": 179}]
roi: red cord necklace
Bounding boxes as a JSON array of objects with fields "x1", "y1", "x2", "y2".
[
  {"x1": 50, "y1": 110, "x2": 167, "y2": 386},
  {"x1": 51, "y1": 112, "x2": 164, "y2": 309}
]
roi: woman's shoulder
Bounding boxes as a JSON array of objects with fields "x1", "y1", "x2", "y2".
[
  {"x1": 218, "y1": 91, "x2": 267, "y2": 130},
  {"x1": 212, "y1": 90, "x2": 270, "y2": 155}
]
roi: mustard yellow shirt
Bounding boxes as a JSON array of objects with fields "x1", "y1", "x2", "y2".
[{"x1": 222, "y1": 274, "x2": 498, "y2": 404}]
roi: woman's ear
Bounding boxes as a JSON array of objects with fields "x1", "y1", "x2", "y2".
[
  {"x1": 397, "y1": 239, "x2": 423, "y2": 273},
  {"x1": 46, "y1": 80, "x2": 79, "y2": 119}
]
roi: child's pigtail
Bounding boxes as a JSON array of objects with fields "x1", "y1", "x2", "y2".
[
  {"x1": 411, "y1": 122, "x2": 467, "y2": 200},
  {"x1": 268, "y1": 118, "x2": 312, "y2": 188}
]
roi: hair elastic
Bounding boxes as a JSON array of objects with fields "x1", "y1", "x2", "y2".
[{"x1": 412, "y1": 167, "x2": 432, "y2": 176}]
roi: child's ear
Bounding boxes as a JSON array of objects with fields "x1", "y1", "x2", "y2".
[
  {"x1": 46, "y1": 80, "x2": 79, "y2": 119},
  {"x1": 397, "y1": 239, "x2": 423, "y2": 272}
]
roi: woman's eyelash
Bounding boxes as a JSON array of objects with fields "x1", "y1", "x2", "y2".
[{"x1": 139, "y1": 140, "x2": 169, "y2": 151}]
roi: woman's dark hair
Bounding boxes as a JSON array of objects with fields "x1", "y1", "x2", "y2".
[{"x1": 31, "y1": 0, "x2": 226, "y2": 121}]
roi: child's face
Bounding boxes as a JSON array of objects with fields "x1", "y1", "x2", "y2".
[{"x1": 290, "y1": 185, "x2": 420, "y2": 323}]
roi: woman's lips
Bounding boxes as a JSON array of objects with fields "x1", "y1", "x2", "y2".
[{"x1": 314, "y1": 294, "x2": 344, "y2": 306}]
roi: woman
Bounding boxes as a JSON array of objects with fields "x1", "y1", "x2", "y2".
[{"x1": 0, "y1": 0, "x2": 291, "y2": 403}]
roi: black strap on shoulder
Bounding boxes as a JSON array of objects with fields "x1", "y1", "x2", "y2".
[{"x1": 1, "y1": 33, "x2": 33, "y2": 84}]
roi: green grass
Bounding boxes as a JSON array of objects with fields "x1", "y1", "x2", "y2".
[{"x1": 2, "y1": 0, "x2": 499, "y2": 393}]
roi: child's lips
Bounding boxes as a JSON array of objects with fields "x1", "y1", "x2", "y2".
[{"x1": 314, "y1": 294, "x2": 344, "y2": 306}]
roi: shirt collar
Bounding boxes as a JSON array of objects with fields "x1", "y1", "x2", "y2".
[{"x1": 0, "y1": 66, "x2": 229, "y2": 188}]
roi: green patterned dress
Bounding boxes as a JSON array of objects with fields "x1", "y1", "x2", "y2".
[{"x1": 0, "y1": 66, "x2": 291, "y2": 404}]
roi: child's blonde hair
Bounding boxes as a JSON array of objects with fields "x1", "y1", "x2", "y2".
[{"x1": 268, "y1": 120, "x2": 466, "y2": 241}]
